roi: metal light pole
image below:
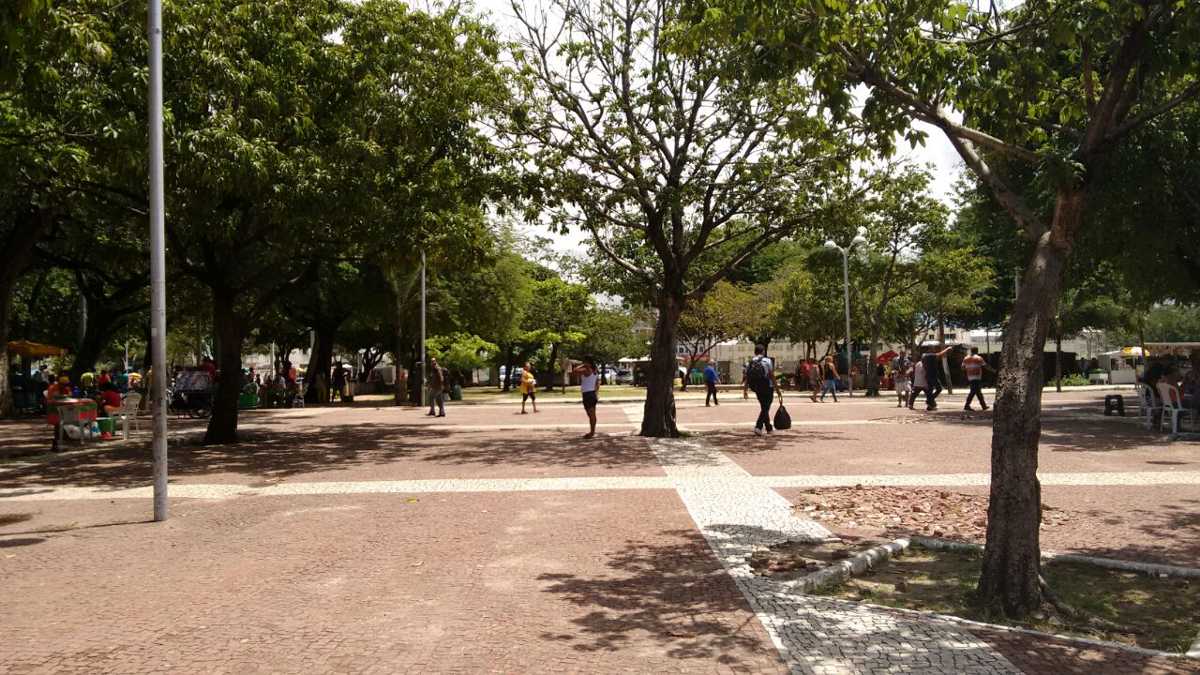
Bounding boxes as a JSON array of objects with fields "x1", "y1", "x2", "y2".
[
  {"x1": 824, "y1": 227, "x2": 868, "y2": 397},
  {"x1": 148, "y1": 0, "x2": 169, "y2": 521},
  {"x1": 420, "y1": 249, "x2": 426, "y2": 408}
]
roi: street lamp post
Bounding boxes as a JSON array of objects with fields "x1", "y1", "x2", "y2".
[
  {"x1": 824, "y1": 227, "x2": 868, "y2": 397},
  {"x1": 148, "y1": 0, "x2": 168, "y2": 521}
]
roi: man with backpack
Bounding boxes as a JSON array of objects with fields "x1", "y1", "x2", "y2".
[{"x1": 745, "y1": 344, "x2": 777, "y2": 435}]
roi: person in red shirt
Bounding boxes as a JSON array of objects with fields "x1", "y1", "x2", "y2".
[
  {"x1": 46, "y1": 375, "x2": 73, "y2": 400},
  {"x1": 99, "y1": 382, "x2": 123, "y2": 416}
]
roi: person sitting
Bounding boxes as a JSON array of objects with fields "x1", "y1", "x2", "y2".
[
  {"x1": 98, "y1": 369, "x2": 112, "y2": 387},
  {"x1": 98, "y1": 382, "x2": 123, "y2": 417},
  {"x1": 46, "y1": 375, "x2": 73, "y2": 400},
  {"x1": 79, "y1": 372, "x2": 97, "y2": 399}
]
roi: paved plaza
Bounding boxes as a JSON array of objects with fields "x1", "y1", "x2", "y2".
[{"x1": 2, "y1": 390, "x2": 1198, "y2": 674}]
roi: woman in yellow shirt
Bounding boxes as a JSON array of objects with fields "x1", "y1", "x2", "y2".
[{"x1": 520, "y1": 362, "x2": 538, "y2": 414}]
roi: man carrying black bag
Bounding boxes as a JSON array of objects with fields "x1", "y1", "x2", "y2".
[{"x1": 745, "y1": 344, "x2": 776, "y2": 436}]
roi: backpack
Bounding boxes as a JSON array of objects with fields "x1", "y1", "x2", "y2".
[{"x1": 746, "y1": 356, "x2": 770, "y2": 393}]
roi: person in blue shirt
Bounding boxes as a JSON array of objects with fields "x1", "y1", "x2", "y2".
[{"x1": 703, "y1": 362, "x2": 719, "y2": 407}]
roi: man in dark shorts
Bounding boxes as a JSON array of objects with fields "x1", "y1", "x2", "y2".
[
  {"x1": 575, "y1": 360, "x2": 600, "y2": 438},
  {"x1": 921, "y1": 344, "x2": 954, "y2": 411}
]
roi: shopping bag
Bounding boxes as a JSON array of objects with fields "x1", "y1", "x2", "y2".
[{"x1": 773, "y1": 399, "x2": 792, "y2": 430}]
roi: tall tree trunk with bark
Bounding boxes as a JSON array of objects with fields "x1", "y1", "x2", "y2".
[
  {"x1": 978, "y1": 187, "x2": 1082, "y2": 618},
  {"x1": 305, "y1": 323, "x2": 337, "y2": 404},
  {"x1": 1055, "y1": 333, "x2": 1063, "y2": 393},
  {"x1": 640, "y1": 291, "x2": 683, "y2": 437},
  {"x1": 205, "y1": 290, "x2": 243, "y2": 444},
  {"x1": 0, "y1": 216, "x2": 50, "y2": 416}
]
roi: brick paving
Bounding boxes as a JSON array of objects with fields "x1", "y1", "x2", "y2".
[{"x1": 0, "y1": 389, "x2": 1197, "y2": 673}]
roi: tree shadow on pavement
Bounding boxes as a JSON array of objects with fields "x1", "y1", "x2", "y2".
[
  {"x1": 536, "y1": 529, "x2": 785, "y2": 667},
  {"x1": 0, "y1": 423, "x2": 664, "y2": 489},
  {"x1": 1060, "y1": 499, "x2": 1200, "y2": 567},
  {"x1": 700, "y1": 430, "x2": 846, "y2": 454},
  {"x1": 1039, "y1": 421, "x2": 1176, "y2": 453}
]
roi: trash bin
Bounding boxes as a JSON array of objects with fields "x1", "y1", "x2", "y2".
[
  {"x1": 450, "y1": 384, "x2": 463, "y2": 401},
  {"x1": 97, "y1": 417, "x2": 116, "y2": 435}
]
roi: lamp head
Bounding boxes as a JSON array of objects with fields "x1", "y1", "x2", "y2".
[
  {"x1": 822, "y1": 240, "x2": 838, "y2": 250},
  {"x1": 851, "y1": 234, "x2": 868, "y2": 247}
]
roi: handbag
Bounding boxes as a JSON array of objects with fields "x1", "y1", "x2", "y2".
[{"x1": 773, "y1": 392, "x2": 792, "y2": 430}]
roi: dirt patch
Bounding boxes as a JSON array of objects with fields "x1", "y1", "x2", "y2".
[
  {"x1": 813, "y1": 544, "x2": 1200, "y2": 654},
  {"x1": 748, "y1": 538, "x2": 889, "y2": 580},
  {"x1": 792, "y1": 485, "x2": 1076, "y2": 542}
]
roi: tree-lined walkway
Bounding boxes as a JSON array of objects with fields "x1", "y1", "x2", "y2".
[{"x1": 1, "y1": 392, "x2": 1197, "y2": 673}]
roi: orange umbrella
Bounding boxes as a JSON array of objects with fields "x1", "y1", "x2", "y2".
[{"x1": 6, "y1": 340, "x2": 68, "y2": 358}]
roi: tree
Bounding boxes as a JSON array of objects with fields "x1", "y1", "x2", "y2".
[
  {"x1": 523, "y1": 277, "x2": 592, "y2": 390},
  {"x1": 693, "y1": 0, "x2": 1200, "y2": 617},
  {"x1": 843, "y1": 167, "x2": 951, "y2": 394},
  {"x1": 578, "y1": 306, "x2": 645, "y2": 383},
  {"x1": 425, "y1": 333, "x2": 497, "y2": 383},
  {"x1": 768, "y1": 258, "x2": 844, "y2": 358},
  {"x1": 512, "y1": 0, "x2": 857, "y2": 435},
  {"x1": 676, "y1": 281, "x2": 756, "y2": 388}
]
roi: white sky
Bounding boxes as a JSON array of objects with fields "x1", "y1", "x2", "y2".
[{"x1": 468, "y1": 0, "x2": 966, "y2": 256}]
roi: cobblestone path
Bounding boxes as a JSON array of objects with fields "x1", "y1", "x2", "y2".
[{"x1": 651, "y1": 436, "x2": 1021, "y2": 674}]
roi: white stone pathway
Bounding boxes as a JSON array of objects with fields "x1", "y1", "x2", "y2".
[
  {"x1": 4, "y1": 469, "x2": 1200, "y2": 502},
  {"x1": 650, "y1": 436, "x2": 1020, "y2": 674}
]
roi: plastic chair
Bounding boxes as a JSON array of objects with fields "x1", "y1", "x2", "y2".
[
  {"x1": 58, "y1": 405, "x2": 86, "y2": 447},
  {"x1": 1161, "y1": 384, "x2": 1195, "y2": 441},
  {"x1": 1136, "y1": 383, "x2": 1162, "y2": 431},
  {"x1": 117, "y1": 393, "x2": 143, "y2": 440}
]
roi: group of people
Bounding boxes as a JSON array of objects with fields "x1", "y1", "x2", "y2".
[
  {"x1": 889, "y1": 346, "x2": 993, "y2": 413},
  {"x1": 426, "y1": 358, "x2": 604, "y2": 438},
  {"x1": 1144, "y1": 351, "x2": 1200, "y2": 416}
]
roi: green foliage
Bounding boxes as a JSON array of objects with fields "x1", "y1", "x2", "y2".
[
  {"x1": 677, "y1": 281, "x2": 761, "y2": 362},
  {"x1": 578, "y1": 307, "x2": 646, "y2": 365},
  {"x1": 425, "y1": 333, "x2": 497, "y2": 373}
]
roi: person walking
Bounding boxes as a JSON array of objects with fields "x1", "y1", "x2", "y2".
[
  {"x1": 745, "y1": 344, "x2": 776, "y2": 435},
  {"x1": 891, "y1": 350, "x2": 912, "y2": 408},
  {"x1": 427, "y1": 357, "x2": 447, "y2": 417},
  {"x1": 519, "y1": 361, "x2": 538, "y2": 414},
  {"x1": 907, "y1": 359, "x2": 927, "y2": 410},
  {"x1": 921, "y1": 344, "x2": 954, "y2": 411},
  {"x1": 819, "y1": 355, "x2": 839, "y2": 402},
  {"x1": 962, "y1": 347, "x2": 993, "y2": 413},
  {"x1": 574, "y1": 359, "x2": 600, "y2": 438},
  {"x1": 703, "y1": 362, "x2": 719, "y2": 407},
  {"x1": 806, "y1": 359, "x2": 820, "y2": 402}
]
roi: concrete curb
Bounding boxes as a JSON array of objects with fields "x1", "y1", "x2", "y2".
[
  {"x1": 853, "y1": 599, "x2": 1197, "y2": 661},
  {"x1": 816, "y1": 536, "x2": 1200, "y2": 660},
  {"x1": 783, "y1": 537, "x2": 911, "y2": 593},
  {"x1": 911, "y1": 536, "x2": 1200, "y2": 579},
  {"x1": 779, "y1": 534, "x2": 1199, "y2": 660}
]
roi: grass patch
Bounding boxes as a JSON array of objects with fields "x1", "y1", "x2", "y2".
[{"x1": 811, "y1": 545, "x2": 1200, "y2": 653}]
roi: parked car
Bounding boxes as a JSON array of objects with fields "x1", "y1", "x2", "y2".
[{"x1": 615, "y1": 369, "x2": 634, "y2": 384}]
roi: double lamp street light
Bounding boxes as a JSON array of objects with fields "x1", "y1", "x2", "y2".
[{"x1": 823, "y1": 226, "x2": 869, "y2": 397}]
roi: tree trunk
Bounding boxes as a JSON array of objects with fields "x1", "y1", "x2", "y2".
[
  {"x1": 0, "y1": 216, "x2": 49, "y2": 416},
  {"x1": 1055, "y1": 333, "x2": 1063, "y2": 393},
  {"x1": 204, "y1": 291, "x2": 243, "y2": 444},
  {"x1": 0, "y1": 285, "x2": 13, "y2": 416},
  {"x1": 544, "y1": 342, "x2": 560, "y2": 392},
  {"x1": 978, "y1": 188, "x2": 1082, "y2": 619},
  {"x1": 304, "y1": 325, "x2": 335, "y2": 404},
  {"x1": 867, "y1": 340, "x2": 879, "y2": 397},
  {"x1": 640, "y1": 292, "x2": 683, "y2": 437}
]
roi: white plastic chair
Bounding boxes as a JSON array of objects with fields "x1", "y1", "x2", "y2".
[
  {"x1": 1160, "y1": 384, "x2": 1195, "y2": 441},
  {"x1": 1136, "y1": 383, "x2": 1162, "y2": 431},
  {"x1": 117, "y1": 393, "x2": 142, "y2": 440}
]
